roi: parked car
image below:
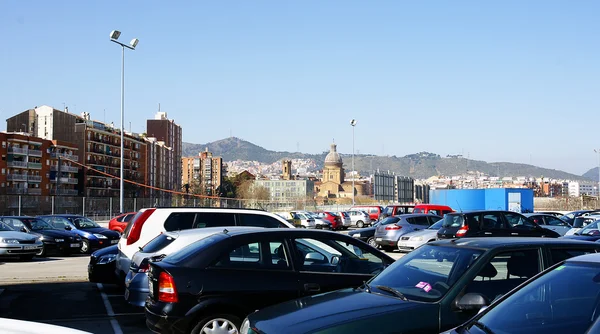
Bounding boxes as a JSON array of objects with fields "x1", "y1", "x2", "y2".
[
  {"x1": 397, "y1": 219, "x2": 444, "y2": 252},
  {"x1": 88, "y1": 245, "x2": 119, "y2": 285},
  {"x1": 379, "y1": 204, "x2": 415, "y2": 220},
  {"x1": 563, "y1": 219, "x2": 600, "y2": 242},
  {"x1": 290, "y1": 211, "x2": 316, "y2": 229},
  {"x1": 316, "y1": 211, "x2": 343, "y2": 230},
  {"x1": 116, "y1": 208, "x2": 294, "y2": 285},
  {"x1": 144, "y1": 229, "x2": 394, "y2": 334},
  {"x1": 338, "y1": 211, "x2": 352, "y2": 229},
  {"x1": 349, "y1": 205, "x2": 383, "y2": 222},
  {"x1": 125, "y1": 227, "x2": 261, "y2": 307},
  {"x1": 0, "y1": 221, "x2": 44, "y2": 260},
  {"x1": 108, "y1": 212, "x2": 137, "y2": 235},
  {"x1": 346, "y1": 210, "x2": 372, "y2": 228},
  {"x1": 38, "y1": 215, "x2": 119, "y2": 254},
  {"x1": 273, "y1": 212, "x2": 303, "y2": 228},
  {"x1": 241, "y1": 237, "x2": 600, "y2": 334},
  {"x1": 412, "y1": 204, "x2": 454, "y2": 216},
  {"x1": 560, "y1": 210, "x2": 599, "y2": 225},
  {"x1": 534, "y1": 211, "x2": 566, "y2": 218},
  {"x1": 565, "y1": 214, "x2": 600, "y2": 236},
  {"x1": 437, "y1": 210, "x2": 561, "y2": 239},
  {"x1": 0, "y1": 317, "x2": 91, "y2": 334},
  {"x1": 0, "y1": 216, "x2": 81, "y2": 256},
  {"x1": 445, "y1": 253, "x2": 600, "y2": 334},
  {"x1": 374, "y1": 214, "x2": 442, "y2": 251},
  {"x1": 305, "y1": 212, "x2": 332, "y2": 230},
  {"x1": 522, "y1": 213, "x2": 572, "y2": 235},
  {"x1": 347, "y1": 221, "x2": 381, "y2": 248}
]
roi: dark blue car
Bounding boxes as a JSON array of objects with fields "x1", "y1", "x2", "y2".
[{"x1": 38, "y1": 215, "x2": 120, "y2": 254}]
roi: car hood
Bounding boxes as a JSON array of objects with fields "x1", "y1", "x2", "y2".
[
  {"x1": 91, "y1": 244, "x2": 118, "y2": 257},
  {"x1": 250, "y1": 288, "x2": 439, "y2": 334},
  {"x1": 562, "y1": 234, "x2": 600, "y2": 241},
  {"x1": 0, "y1": 231, "x2": 38, "y2": 241},
  {"x1": 402, "y1": 229, "x2": 438, "y2": 239},
  {"x1": 348, "y1": 226, "x2": 376, "y2": 235},
  {"x1": 33, "y1": 229, "x2": 77, "y2": 238},
  {"x1": 79, "y1": 227, "x2": 119, "y2": 237}
]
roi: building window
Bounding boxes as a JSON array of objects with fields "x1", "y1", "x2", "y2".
[
  {"x1": 1, "y1": 169, "x2": 4, "y2": 175},
  {"x1": 1, "y1": 142, "x2": 5, "y2": 148}
]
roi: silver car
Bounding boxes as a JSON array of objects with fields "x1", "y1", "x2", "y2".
[
  {"x1": 0, "y1": 221, "x2": 43, "y2": 260},
  {"x1": 374, "y1": 214, "x2": 442, "y2": 252},
  {"x1": 396, "y1": 220, "x2": 443, "y2": 252},
  {"x1": 346, "y1": 210, "x2": 372, "y2": 228},
  {"x1": 338, "y1": 212, "x2": 352, "y2": 229},
  {"x1": 522, "y1": 213, "x2": 572, "y2": 236}
]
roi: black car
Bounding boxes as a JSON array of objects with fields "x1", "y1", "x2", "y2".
[
  {"x1": 0, "y1": 216, "x2": 82, "y2": 256},
  {"x1": 38, "y1": 214, "x2": 120, "y2": 253},
  {"x1": 145, "y1": 228, "x2": 394, "y2": 334},
  {"x1": 242, "y1": 238, "x2": 600, "y2": 334},
  {"x1": 446, "y1": 253, "x2": 600, "y2": 334},
  {"x1": 437, "y1": 210, "x2": 560, "y2": 239},
  {"x1": 88, "y1": 245, "x2": 119, "y2": 285},
  {"x1": 347, "y1": 221, "x2": 381, "y2": 247}
]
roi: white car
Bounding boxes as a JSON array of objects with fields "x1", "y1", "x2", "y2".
[
  {"x1": 292, "y1": 211, "x2": 317, "y2": 229},
  {"x1": 305, "y1": 212, "x2": 332, "y2": 229},
  {"x1": 565, "y1": 214, "x2": 600, "y2": 236},
  {"x1": 0, "y1": 317, "x2": 90, "y2": 334},
  {"x1": 346, "y1": 210, "x2": 372, "y2": 228},
  {"x1": 115, "y1": 208, "x2": 295, "y2": 284}
]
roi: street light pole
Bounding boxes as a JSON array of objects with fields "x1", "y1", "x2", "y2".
[
  {"x1": 110, "y1": 30, "x2": 138, "y2": 214},
  {"x1": 595, "y1": 149, "x2": 600, "y2": 199},
  {"x1": 350, "y1": 119, "x2": 357, "y2": 205}
]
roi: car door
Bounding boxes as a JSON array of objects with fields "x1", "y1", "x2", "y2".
[
  {"x1": 476, "y1": 212, "x2": 507, "y2": 237},
  {"x1": 292, "y1": 236, "x2": 391, "y2": 296},
  {"x1": 504, "y1": 212, "x2": 543, "y2": 237},
  {"x1": 543, "y1": 216, "x2": 572, "y2": 235}
]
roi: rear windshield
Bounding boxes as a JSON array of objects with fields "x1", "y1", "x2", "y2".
[
  {"x1": 573, "y1": 217, "x2": 598, "y2": 229},
  {"x1": 413, "y1": 208, "x2": 424, "y2": 213},
  {"x1": 379, "y1": 217, "x2": 400, "y2": 225},
  {"x1": 442, "y1": 214, "x2": 465, "y2": 228},
  {"x1": 164, "y1": 233, "x2": 225, "y2": 265},
  {"x1": 142, "y1": 234, "x2": 176, "y2": 253}
]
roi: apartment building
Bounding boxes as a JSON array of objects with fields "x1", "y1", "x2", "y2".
[
  {"x1": 145, "y1": 137, "x2": 174, "y2": 198},
  {"x1": 146, "y1": 111, "x2": 182, "y2": 192},
  {"x1": 181, "y1": 149, "x2": 224, "y2": 196}
]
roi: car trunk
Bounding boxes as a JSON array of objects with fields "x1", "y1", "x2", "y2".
[{"x1": 437, "y1": 214, "x2": 466, "y2": 239}]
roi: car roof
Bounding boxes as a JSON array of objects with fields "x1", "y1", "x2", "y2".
[
  {"x1": 391, "y1": 213, "x2": 441, "y2": 218},
  {"x1": 207, "y1": 228, "x2": 370, "y2": 239},
  {"x1": 164, "y1": 226, "x2": 262, "y2": 238},
  {"x1": 523, "y1": 213, "x2": 556, "y2": 217},
  {"x1": 447, "y1": 210, "x2": 516, "y2": 214},
  {"x1": 428, "y1": 237, "x2": 600, "y2": 249},
  {"x1": 566, "y1": 253, "x2": 600, "y2": 264},
  {"x1": 0, "y1": 216, "x2": 35, "y2": 219}
]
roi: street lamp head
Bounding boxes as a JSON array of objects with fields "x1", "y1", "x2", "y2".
[
  {"x1": 350, "y1": 119, "x2": 357, "y2": 126},
  {"x1": 110, "y1": 30, "x2": 121, "y2": 40},
  {"x1": 130, "y1": 38, "x2": 139, "y2": 48}
]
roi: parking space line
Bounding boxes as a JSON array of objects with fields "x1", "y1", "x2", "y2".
[{"x1": 97, "y1": 283, "x2": 123, "y2": 334}]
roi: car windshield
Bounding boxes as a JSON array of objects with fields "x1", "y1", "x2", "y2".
[
  {"x1": 428, "y1": 220, "x2": 444, "y2": 230},
  {"x1": 71, "y1": 217, "x2": 101, "y2": 229},
  {"x1": 579, "y1": 220, "x2": 600, "y2": 236},
  {"x1": 442, "y1": 214, "x2": 465, "y2": 228},
  {"x1": 379, "y1": 217, "x2": 400, "y2": 225},
  {"x1": 369, "y1": 244, "x2": 483, "y2": 302},
  {"x1": 573, "y1": 217, "x2": 598, "y2": 229},
  {"x1": 22, "y1": 218, "x2": 54, "y2": 230},
  {"x1": 474, "y1": 261, "x2": 600, "y2": 334},
  {"x1": 0, "y1": 222, "x2": 14, "y2": 231}
]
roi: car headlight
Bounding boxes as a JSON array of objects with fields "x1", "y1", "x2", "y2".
[
  {"x1": 97, "y1": 254, "x2": 117, "y2": 264},
  {"x1": 1, "y1": 238, "x2": 19, "y2": 244},
  {"x1": 352, "y1": 233, "x2": 361, "y2": 238},
  {"x1": 93, "y1": 234, "x2": 108, "y2": 239},
  {"x1": 412, "y1": 237, "x2": 423, "y2": 241},
  {"x1": 38, "y1": 236, "x2": 44, "y2": 241},
  {"x1": 240, "y1": 318, "x2": 250, "y2": 334},
  {"x1": 55, "y1": 238, "x2": 65, "y2": 242}
]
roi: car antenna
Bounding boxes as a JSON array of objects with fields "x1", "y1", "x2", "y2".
[
  {"x1": 455, "y1": 200, "x2": 463, "y2": 213},
  {"x1": 223, "y1": 228, "x2": 229, "y2": 234}
]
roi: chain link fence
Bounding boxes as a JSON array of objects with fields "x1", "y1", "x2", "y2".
[{"x1": 534, "y1": 196, "x2": 599, "y2": 212}]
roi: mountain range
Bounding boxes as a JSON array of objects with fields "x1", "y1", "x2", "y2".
[{"x1": 183, "y1": 137, "x2": 592, "y2": 181}]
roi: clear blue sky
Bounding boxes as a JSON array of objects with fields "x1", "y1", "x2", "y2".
[{"x1": 1, "y1": 1, "x2": 599, "y2": 175}]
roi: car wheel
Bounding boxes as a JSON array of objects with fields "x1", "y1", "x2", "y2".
[
  {"x1": 80, "y1": 240, "x2": 90, "y2": 254},
  {"x1": 191, "y1": 314, "x2": 242, "y2": 334},
  {"x1": 367, "y1": 237, "x2": 378, "y2": 248},
  {"x1": 357, "y1": 221, "x2": 364, "y2": 228}
]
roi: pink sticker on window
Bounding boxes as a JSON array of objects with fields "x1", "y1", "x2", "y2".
[
  {"x1": 415, "y1": 281, "x2": 427, "y2": 288},
  {"x1": 423, "y1": 284, "x2": 432, "y2": 293}
]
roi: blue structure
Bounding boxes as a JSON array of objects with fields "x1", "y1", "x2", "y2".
[{"x1": 429, "y1": 188, "x2": 534, "y2": 213}]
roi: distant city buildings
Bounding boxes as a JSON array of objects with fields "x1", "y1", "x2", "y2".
[{"x1": 181, "y1": 149, "x2": 224, "y2": 196}]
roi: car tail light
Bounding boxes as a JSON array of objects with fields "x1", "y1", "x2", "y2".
[
  {"x1": 385, "y1": 225, "x2": 402, "y2": 230},
  {"x1": 138, "y1": 259, "x2": 150, "y2": 273},
  {"x1": 456, "y1": 226, "x2": 469, "y2": 237},
  {"x1": 158, "y1": 271, "x2": 178, "y2": 303},
  {"x1": 126, "y1": 208, "x2": 156, "y2": 245}
]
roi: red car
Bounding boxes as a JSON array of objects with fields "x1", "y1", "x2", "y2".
[
  {"x1": 317, "y1": 211, "x2": 343, "y2": 230},
  {"x1": 108, "y1": 212, "x2": 137, "y2": 234}
]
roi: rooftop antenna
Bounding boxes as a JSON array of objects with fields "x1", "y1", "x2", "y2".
[
  {"x1": 158, "y1": 103, "x2": 161, "y2": 112},
  {"x1": 455, "y1": 200, "x2": 463, "y2": 213}
]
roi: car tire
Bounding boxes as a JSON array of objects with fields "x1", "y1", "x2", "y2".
[
  {"x1": 80, "y1": 240, "x2": 90, "y2": 254},
  {"x1": 357, "y1": 221, "x2": 364, "y2": 228},
  {"x1": 367, "y1": 237, "x2": 378, "y2": 248},
  {"x1": 191, "y1": 314, "x2": 242, "y2": 334}
]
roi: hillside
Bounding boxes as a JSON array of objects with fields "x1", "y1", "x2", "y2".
[
  {"x1": 583, "y1": 167, "x2": 599, "y2": 181},
  {"x1": 183, "y1": 137, "x2": 588, "y2": 180}
]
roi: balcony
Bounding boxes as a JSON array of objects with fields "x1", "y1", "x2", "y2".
[
  {"x1": 50, "y1": 152, "x2": 79, "y2": 161},
  {"x1": 6, "y1": 188, "x2": 26, "y2": 195},
  {"x1": 8, "y1": 147, "x2": 28, "y2": 155},
  {"x1": 27, "y1": 162, "x2": 42, "y2": 169},
  {"x1": 50, "y1": 177, "x2": 78, "y2": 184},
  {"x1": 28, "y1": 149, "x2": 42, "y2": 157},
  {"x1": 50, "y1": 165, "x2": 79, "y2": 173},
  {"x1": 51, "y1": 189, "x2": 79, "y2": 196},
  {"x1": 6, "y1": 174, "x2": 28, "y2": 181},
  {"x1": 7, "y1": 161, "x2": 28, "y2": 168},
  {"x1": 27, "y1": 188, "x2": 41, "y2": 195},
  {"x1": 27, "y1": 175, "x2": 42, "y2": 183}
]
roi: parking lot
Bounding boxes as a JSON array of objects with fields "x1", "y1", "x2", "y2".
[{"x1": 0, "y1": 228, "x2": 405, "y2": 334}]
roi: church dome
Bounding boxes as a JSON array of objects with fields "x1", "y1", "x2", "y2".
[{"x1": 324, "y1": 143, "x2": 343, "y2": 167}]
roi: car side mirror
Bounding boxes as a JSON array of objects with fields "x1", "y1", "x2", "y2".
[
  {"x1": 65, "y1": 225, "x2": 72, "y2": 230},
  {"x1": 330, "y1": 255, "x2": 340, "y2": 265},
  {"x1": 305, "y1": 252, "x2": 326, "y2": 262},
  {"x1": 20, "y1": 227, "x2": 27, "y2": 233},
  {"x1": 456, "y1": 293, "x2": 489, "y2": 311}
]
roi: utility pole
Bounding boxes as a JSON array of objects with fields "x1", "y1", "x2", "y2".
[{"x1": 56, "y1": 155, "x2": 61, "y2": 213}]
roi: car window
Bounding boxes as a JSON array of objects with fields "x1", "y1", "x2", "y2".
[
  {"x1": 73, "y1": 217, "x2": 101, "y2": 229},
  {"x1": 549, "y1": 248, "x2": 597, "y2": 264},
  {"x1": 504, "y1": 212, "x2": 536, "y2": 229},
  {"x1": 465, "y1": 249, "x2": 540, "y2": 302},
  {"x1": 481, "y1": 213, "x2": 504, "y2": 230},
  {"x1": 546, "y1": 216, "x2": 567, "y2": 227},
  {"x1": 474, "y1": 262, "x2": 600, "y2": 334},
  {"x1": 379, "y1": 217, "x2": 400, "y2": 225},
  {"x1": 4, "y1": 218, "x2": 24, "y2": 230},
  {"x1": 213, "y1": 240, "x2": 290, "y2": 270},
  {"x1": 294, "y1": 238, "x2": 383, "y2": 275},
  {"x1": 442, "y1": 214, "x2": 465, "y2": 228},
  {"x1": 0, "y1": 221, "x2": 14, "y2": 231},
  {"x1": 428, "y1": 209, "x2": 439, "y2": 215},
  {"x1": 428, "y1": 216, "x2": 442, "y2": 224},
  {"x1": 163, "y1": 212, "x2": 236, "y2": 231},
  {"x1": 45, "y1": 217, "x2": 71, "y2": 229},
  {"x1": 428, "y1": 220, "x2": 443, "y2": 230},
  {"x1": 407, "y1": 216, "x2": 430, "y2": 226},
  {"x1": 579, "y1": 220, "x2": 600, "y2": 236},
  {"x1": 141, "y1": 234, "x2": 176, "y2": 253},
  {"x1": 238, "y1": 214, "x2": 286, "y2": 228},
  {"x1": 23, "y1": 218, "x2": 54, "y2": 230}
]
